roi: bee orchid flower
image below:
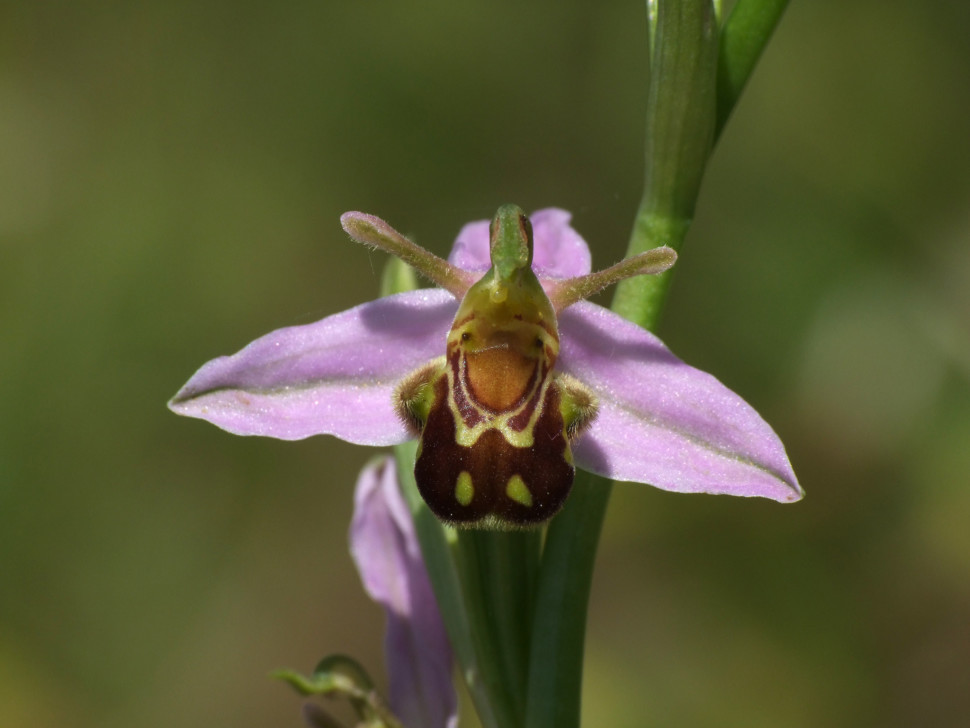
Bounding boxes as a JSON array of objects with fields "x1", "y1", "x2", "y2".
[{"x1": 170, "y1": 206, "x2": 801, "y2": 527}]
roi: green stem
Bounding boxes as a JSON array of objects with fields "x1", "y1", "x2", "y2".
[
  {"x1": 456, "y1": 529, "x2": 540, "y2": 725},
  {"x1": 612, "y1": 0, "x2": 718, "y2": 328},
  {"x1": 523, "y1": 471, "x2": 610, "y2": 727},
  {"x1": 526, "y1": 2, "x2": 719, "y2": 727}
]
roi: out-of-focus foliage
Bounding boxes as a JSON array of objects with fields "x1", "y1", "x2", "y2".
[{"x1": 1, "y1": 1, "x2": 968, "y2": 727}]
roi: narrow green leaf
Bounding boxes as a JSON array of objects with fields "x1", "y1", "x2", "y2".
[{"x1": 716, "y1": 0, "x2": 790, "y2": 138}]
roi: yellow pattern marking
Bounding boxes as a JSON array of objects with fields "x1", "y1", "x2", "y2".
[
  {"x1": 455, "y1": 471, "x2": 474, "y2": 506},
  {"x1": 505, "y1": 475, "x2": 533, "y2": 507}
]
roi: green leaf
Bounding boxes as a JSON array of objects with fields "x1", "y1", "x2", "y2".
[{"x1": 716, "y1": 0, "x2": 791, "y2": 138}]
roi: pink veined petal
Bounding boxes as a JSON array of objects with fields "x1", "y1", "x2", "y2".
[
  {"x1": 168, "y1": 289, "x2": 457, "y2": 445},
  {"x1": 350, "y1": 458, "x2": 457, "y2": 728},
  {"x1": 447, "y1": 208, "x2": 593, "y2": 278},
  {"x1": 559, "y1": 301, "x2": 802, "y2": 503}
]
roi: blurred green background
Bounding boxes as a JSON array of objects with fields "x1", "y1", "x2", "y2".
[{"x1": 2, "y1": 1, "x2": 969, "y2": 726}]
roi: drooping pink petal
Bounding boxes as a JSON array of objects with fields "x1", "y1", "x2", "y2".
[
  {"x1": 168, "y1": 289, "x2": 456, "y2": 445},
  {"x1": 559, "y1": 302, "x2": 802, "y2": 502},
  {"x1": 448, "y1": 208, "x2": 593, "y2": 278},
  {"x1": 350, "y1": 458, "x2": 458, "y2": 728}
]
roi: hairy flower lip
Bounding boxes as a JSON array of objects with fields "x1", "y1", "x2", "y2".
[{"x1": 170, "y1": 208, "x2": 801, "y2": 503}]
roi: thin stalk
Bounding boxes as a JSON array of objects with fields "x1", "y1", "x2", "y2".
[
  {"x1": 612, "y1": 0, "x2": 718, "y2": 329},
  {"x1": 525, "y1": 2, "x2": 718, "y2": 727}
]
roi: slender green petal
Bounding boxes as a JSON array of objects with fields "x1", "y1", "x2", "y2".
[
  {"x1": 342, "y1": 212, "x2": 476, "y2": 297},
  {"x1": 546, "y1": 246, "x2": 677, "y2": 312}
]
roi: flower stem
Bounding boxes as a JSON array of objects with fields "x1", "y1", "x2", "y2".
[
  {"x1": 528, "y1": 3, "x2": 718, "y2": 722},
  {"x1": 523, "y1": 0, "x2": 795, "y2": 724},
  {"x1": 612, "y1": 0, "x2": 718, "y2": 330},
  {"x1": 456, "y1": 529, "x2": 540, "y2": 724},
  {"x1": 524, "y1": 470, "x2": 610, "y2": 727}
]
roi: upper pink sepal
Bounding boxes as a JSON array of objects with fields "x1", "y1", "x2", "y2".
[{"x1": 448, "y1": 208, "x2": 592, "y2": 279}]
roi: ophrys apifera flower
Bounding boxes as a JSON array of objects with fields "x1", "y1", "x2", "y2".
[{"x1": 170, "y1": 206, "x2": 801, "y2": 527}]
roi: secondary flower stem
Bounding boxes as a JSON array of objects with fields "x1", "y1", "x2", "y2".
[
  {"x1": 612, "y1": 0, "x2": 718, "y2": 330},
  {"x1": 527, "y1": 1, "x2": 718, "y2": 726}
]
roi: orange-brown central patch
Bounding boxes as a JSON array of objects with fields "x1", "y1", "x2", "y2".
[{"x1": 464, "y1": 347, "x2": 537, "y2": 411}]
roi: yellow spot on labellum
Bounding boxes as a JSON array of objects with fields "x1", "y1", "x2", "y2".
[
  {"x1": 455, "y1": 471, "x2": 474, "y2": 506},
  {"x1": 505, "y1": 475, "x2": 533, "y2": 507}
]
